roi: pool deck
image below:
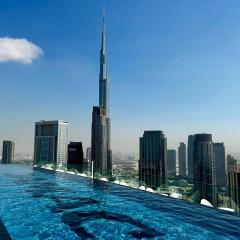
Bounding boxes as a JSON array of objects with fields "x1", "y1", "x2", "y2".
[{"x1": 0, "y1": 218, "x2": 12, "y2": 240}]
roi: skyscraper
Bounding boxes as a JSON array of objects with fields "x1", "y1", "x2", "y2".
[
  {"x1": 68, "y1": 142, "x2": 84, "y2": 171},
  {"x1": 213, "y1": 143, "x2": 227, "y2": 188},
  {"x1": 178, "y1": 142, "x2": 187, "y2": 177},
  {"x1": 167, "y1": 149, "x2": 176, "y2": 178},
  {"x1": 91, "y1": 15, "x2": 112, "y2": 179},
  {"x1": 193, "y1": 134, "x2": 217, "y2": 206},
  {"x1": 2, "y1": 140, "x2": 15, "y2": 164},
  {"x1": 86, "y1": 147, "x2": 91, "y2": 161},
  {"x1": 34, "y1": 120, "x2": 69, "y2": 166},
  {"x1": 187, "y1": 135, "x2": 195, "y2": 180},
  {"x1": 227, "y1": 155, "x2": 239, "y2": 212},
  {"x1": 139, "y1": 131, "x2": 167, "y2": 189}
]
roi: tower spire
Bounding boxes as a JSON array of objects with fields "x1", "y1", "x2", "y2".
[
  {"x1": 102, "y1": 6, "x2": 106, "y2": 33},
  {"x1": 99, "y1": 8, "x2": 109, "y2": 113},
  {"x1": 101, "y1": 7, "x2": 106, "y2": 56}
]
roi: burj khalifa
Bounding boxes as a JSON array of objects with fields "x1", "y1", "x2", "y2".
[{"x1": 91, "y1": 15, "x2": 112, "y2": 179}]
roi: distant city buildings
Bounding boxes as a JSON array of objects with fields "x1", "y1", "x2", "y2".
[
  {"x1": 91, "y1": 16, "x2": 112, "y2": 179},
  {"x1": 2, "y1": 140, "x2": 15, "y2": 164},
  {"x1": 178, "y1": 142, "x2": 187, "y2": 177},
  {"x1": 193, "y1": 134, "x2": 217, "y2": 206},
  {"x1": 86, "y1": 147, "x2": 91, "y2": 161},
  {"x1": 214, "y1": 143, "x2": 227, "y2": 188},
  {"x1": 167, "y1": 149, "x2": 176, "y2": 178},
  {"x1": 67, "y1": 142, "x2": 84, "y2": 172},
  {"x1": 34, "y1": 120, "x2": 69, "y2": 165},
  {"x1": 227, "y1": 155, "x2": 239, "y2": 212},
  {"x1": 139, "y1": 130, "x2": 167, "y2": 190},
  {"x1": 187, "y1": 135, "x2": 195, "y2": 180}
]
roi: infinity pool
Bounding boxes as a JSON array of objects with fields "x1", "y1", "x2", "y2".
[{"x1": 0, "y1": 165, "x2": 239, "y2": 240}]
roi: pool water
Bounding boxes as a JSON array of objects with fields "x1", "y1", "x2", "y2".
[{"x1": 0, "y1": 165, "x2": 239, "y2": 240}]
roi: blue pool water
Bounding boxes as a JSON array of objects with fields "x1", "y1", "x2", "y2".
[{"x1": 0, "y1": 165, "x2": 239, "y2": 240}]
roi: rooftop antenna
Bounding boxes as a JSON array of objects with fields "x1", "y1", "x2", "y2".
[
  {"x1": 103, "y1": 5, "x2": 106, "y2": 18},
  {"x1": 102, "y1": 6, "x2": 106, "y2": 32}
]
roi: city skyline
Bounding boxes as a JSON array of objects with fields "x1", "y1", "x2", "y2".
[
  {"x1": 0, "y1": 2, "x2": 240, "y2": 238},
  {"x1": 1, "y1": 1, "x2": 240, "y2": 156}
]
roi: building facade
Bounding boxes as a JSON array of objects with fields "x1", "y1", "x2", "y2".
[
  {"x1": 227, "y1": 155, "x2": 239, "y2": 212},
  {"x1": 139, "y1": 130, "x2": 167, "y2": 190},
  {"x1": 34, "y1": 120, "x2": 69, "y2": 166},
  {"x1": 91, "y1": 16, "x2": 112, "y2": 179},
  {"x1": 187, "y1": 135, "x2": 195, "y2": 180},
  {"x1": 167, "y1": 149, "x2": 176, "y2": 178},
  {"x1": 68, "y1": 142, "x2": 84, "y2": 171},
  {"x1": 213, "y1": 143, "x2": 227, "y2": 188},
  {"x1": 193, "y1": 134, "x2": 217, "y2": 206},
  {"x1": 178, "y1": 142, "x2": 187, "y2": 177},
  {"x1": 2, "y1": 140, "x2": 15, "y2": 164},
  {"x1": 86, "y1": 147, "x2": 91, "y2": 161}
]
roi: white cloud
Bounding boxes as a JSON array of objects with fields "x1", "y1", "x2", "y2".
[{"x1": 0, "y1": 37, "x2": 43, "y2": 64}]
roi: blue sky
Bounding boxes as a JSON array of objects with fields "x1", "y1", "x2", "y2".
[{"x1": 1, "y1": 0, "x2": 240, "y2": 156}]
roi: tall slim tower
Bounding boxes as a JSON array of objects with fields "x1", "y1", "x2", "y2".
[
  {"x1": 99, "y1": 15, "x2": 109, "y2": 113},
  {"x1": 193, "y1": 134, "x2": 217, "y2": 206},
  {"x1": 2, "y1": 140, "x2": 15, "y2": 164},
  {"x1": 214, "y1": 143, "x2": 227, "y2": 188},
  {"x1": 178, "y1": 142, "x2": 187, "y2": 176},
  {"x1": 188, "y1": 135, "x2": 195, "y2": 180},
  {"x1": 227, "y1": 155, "x2": 239, "y2": 212},
  {"x1": 167, "y1": 149, "x2": 176, "y2": 178},
  {"x1": 91, "y1": 14, "x2": 112, "y2": 179}
]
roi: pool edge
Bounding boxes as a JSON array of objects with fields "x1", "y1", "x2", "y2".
[{"x1": 0, "y1": 218, "x2": 12, "y2": 240}]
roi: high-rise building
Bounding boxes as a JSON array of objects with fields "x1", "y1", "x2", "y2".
[
  {"x1": 178, "y1": 142, "x2": 187, "y2": 177},
  {"x1": 213, "y1": 143, "x2": 227, "y2": 188},
  {"x1": 86, "y1": 147, "x2": 91, "y2": 161},
  {"x1": 68, "y1": 142, "x2": 84, "y2": 171},
  {"x1": 187, "y1": 135, "x2": 195, "y2": 180},
  {"x1": 167, "y1": 149, "x2": 176, "y2": 178},
  {"x1": 91, "y1": 16, "x2": 112, "y2": 179},
  {"x1": 227, "y1": 155, "x2": 239, "y2": 212},
  {"x1": 34, "y1": 120, "x2": 69, "y2": 165},
  {"x1": 2, "y1": 140, "x2": 15, "y2": 164},
  {"x1": 139, "y1": 131, "x2": 167, "y2": 190},
  {"x1": 193, "y1": 134, "x2": 217, "y2": 206},
  {"x1": 238, "y1": 164, "x2": 240, "y2": 212}
]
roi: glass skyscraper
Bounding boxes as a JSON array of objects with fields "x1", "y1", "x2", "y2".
[
  {"x1": 2, "y1": 140, "x2": 15, "y2": 164},
  {"x1": 91, "y1": 16, "x2": 112, "y2": 179},
  {"x1": 86, "y1": 147, "x2": 91, "y2": 161},
  {"x1": 187, "y1": 135, "x2": 195, "y2": 180},
  {"x1": 67, "y1": 142, "x2": 84, "y2": 172},
  {"x1": 193, "y1": 134, "x2": 217, "y2": 206},
  {"x1": 213, "y1": 142, "x2": 227, "y2": 188},
  {"x1": 167, "y1": 149, "x2": 176, "y2": 178},
  {"x1": 178, "y1": 142, "x2": 187, "y2": 177},
  {"x1": 34, "y1": 120, "x2": 69, "y2": 166},
  {"x1": 139, "y1": 130, "x2": 167, "y2": 190},
  {"x1": 227, "y1": 155, "x2": 239, "y2": 212}
]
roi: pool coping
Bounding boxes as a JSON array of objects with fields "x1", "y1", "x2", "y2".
[{"x1": 0, "y1": 218, "x2": 12, "y2": 240}]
